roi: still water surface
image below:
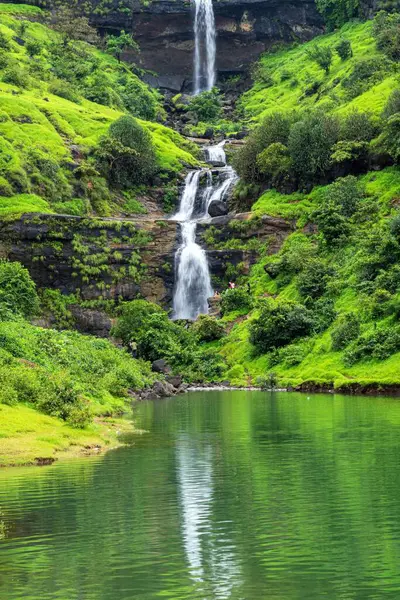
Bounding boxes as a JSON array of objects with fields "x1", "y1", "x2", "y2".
[{"x1": 1, "y1": 390, "x2": 400, "y2": 599}]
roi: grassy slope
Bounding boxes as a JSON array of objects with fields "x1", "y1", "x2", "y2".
[
  {"x1": 241, "y1": 20, "x2": 397, "y2": 122},
  {"x1": 217, "y1": 167, "x2": 400, "y2": 388},
  {"x1": 0, "y1": 404, "x2": 136, "y2": 466},
  {"x1": 217, "y1": 19, "x2": 400, "y2": 389},
  {"x1": 0, "y1": 4, "x2": 199, "y2": 218}
]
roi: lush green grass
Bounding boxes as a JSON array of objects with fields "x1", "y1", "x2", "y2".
[
  {"x1": 241, "y1": 21, "x2": 397, "y2": 122},
  {"x1": 0, "y1": 5, "x2": 199, "y2": 218},
  {"x1": 0, "y1": 193, "x2": 52, "y2": 218},
  {"x1": 0, "y1": 404, "x2": 136, "y2": 467}
]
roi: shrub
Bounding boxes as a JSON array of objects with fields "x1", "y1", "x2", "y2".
[
  {"x1": 3, "y1": 66, "x2": 29, "y2": 88},
  {"x1": 0, "y1": 260, "x2": 39, "y2": 317},
  {"x1": 316, "y1": 0, "x2": 360, "y2": 29},
  {"x1": 344, "y1": 326, "x2": 400, "y2": 365},
  {"x1": 331, "y1": 313, "x2": 360, "y2": 350},
  {"x1": 0, "y1": 31, "x2": 10, "y2": 51},
  {"x1": 342, "y1": 58, "x2": 388, "y2": 98},
  {"x1": 340, "y1": 110, "x2": 378, "y2": 143},
  {"x1": 335, "y1": 38, "x2": 352, "y2": 61},
  {"x1": 119, "y1": 78, "x2": 159, "y2": 121},
  {"x1": 96, "y1": 116, "x2": 157, "y2": 187},
  {"x1": 297, "y1": 259, "x2": 333, "y2": 300},
  {"x1": 306, "y1": 44, "x2": 333, "y2": 74},
  {"x1": 26, "y1": 39, "x2": 42, "y2": 57},
  {"x1": 249, "y1": 299, "x2": 314, "y2": 354},
  {"x1": 256, "y1": 143, "x2": 292, "y2": 183},
  {"x1": 383, "y1": 89, "x2": 400, "y2": 119},
  {"x1": 288, "y1": 111, "x2": 339, "y2": 181},
  {"x1": 379, "y1": 114, "x2": 400, "y2": 163},
  {"x1": 220, "y1": 288, "x2": 253, "y2": 315},
  {"x1": 373, "y1": 10, "x2": 400, "y2": 60},
  {"x1": 186, "y1": 88, "x2": 222, "y2": 122},
  {"x1": 323, "y1": 175, "x2": 363, "y2": 217},
  {"x1": 48, "y1": 80, "x2": 80, "y2": 103},
  {"x1": 192, "y1": 315, "x2": 225, "y2": 342}
]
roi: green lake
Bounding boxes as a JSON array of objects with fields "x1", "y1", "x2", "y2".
[{"x1": 1, "y1": 390, "x2": 400, "y2": 599}]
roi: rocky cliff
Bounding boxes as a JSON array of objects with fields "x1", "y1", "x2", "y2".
[{"x1": 89, "y1": 0, "x2": 323, "y2": 91}]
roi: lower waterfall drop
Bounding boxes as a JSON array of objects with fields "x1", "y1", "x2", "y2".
[{"x1": 172, "y1": 142, "x2": 238, "y2": 321}]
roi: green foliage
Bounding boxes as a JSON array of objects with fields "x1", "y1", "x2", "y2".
[
  {"x1": 96, "y1": 116, "x2": 157, "y2": 187},
  {"x1": 0, "y1": 260, "x2": 39, "y2": 318},
  {"x1": 220, "y1": 288, "x2": 253, "y2": 315},
  {"x1": 256, "y1": 143, "x2": 292, "y2": 184},
  {"x1": 191, "y1": 315, "x2": 225, "y2": 342},
  {"x1": 186, "y1": 88, "x2": 222, "y2": 123},
  {"x1": 383, "y1": 89, "x2": 400, "y2": 119},
  {"x1": 335, "y1": 38, "x2": 353, "y2": 61},
  {"x1": 250, "y1": 300, "x2": 314, "y2": 354},
  {"x1": 344, "y1": 325, "x2": 400, "y2": 365},
  {"x1": 306, "y1": 44, "x2": 333, "y2": 74},
  {"x1": 316, "y1": 0, "x2": 360, "y2": 29},
  {"x1": 288, "y1": 111, "x2": 339, "y2": 181},
  {"x1": 0, "y1": 319, "x2": 153, "y2": 425},
  {"x1": 297, "y1": 259, "x2": 333, "y2": 300},
  {"x1": 48, "y1": 80, "x2": 80, "y2": 103},
  {"x1": 373, "y1": 11, "x2": 400, "y2": 60},
  {"x1": 379, "y1": 114, "x2": 400, "y2": 163},
  {"x1": 106, "y1": 31, "x2": 138, "y2": 63},
  {"x1": 331, "y1": 313, "x2": 360, "y2": 350}
]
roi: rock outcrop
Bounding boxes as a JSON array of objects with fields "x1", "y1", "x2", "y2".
[{"x1": 88, "y1": 0, "x2": 324, "y2": 91}]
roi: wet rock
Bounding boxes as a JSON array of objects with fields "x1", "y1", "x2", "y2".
[
  {"x1": 153, "y1": 380, "x2": 176, "y2": 397},
  {"x1": 152, "y1": 359, "x2": 172, "y2": 375},
  {"x1": 166, "y1": 375, "x2": 182, "y2": 389},
  {"x1": 208, "y1": 200, "x2": 229, "y2": 218}
]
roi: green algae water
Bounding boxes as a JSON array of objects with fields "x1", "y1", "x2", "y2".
[{"x1": 2, "y1": 390, "x2": 400, "y2": 600}]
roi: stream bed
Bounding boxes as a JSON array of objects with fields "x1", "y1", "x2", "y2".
[{"x1": 1, "y1": 390, "x2": 400, "y2": 599}]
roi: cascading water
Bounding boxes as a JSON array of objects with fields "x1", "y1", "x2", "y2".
[
  {"x1": 171, "y1": 144, "x2": 238, "y2": 321},
  {"x1": 193, "y1": 0, "x2": 216, "y2": 94}
]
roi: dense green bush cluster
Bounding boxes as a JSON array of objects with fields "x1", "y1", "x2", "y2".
[
  {"x1": 112, "y1": 300, "x2": 226, "y2": 382},
  {"x1": 95, "y1": 116, "x2": 157, "y2": 188},
  {"x1": 249, "y1": 300, "x2": 315, "y2": 354}
]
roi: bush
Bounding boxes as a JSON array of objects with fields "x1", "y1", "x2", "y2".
[
  {"x1": 379, "y1": 114, "x2": 400, "y2": 163},
  {"x1": 373, "y1": 11, "x2": 400, "y2": 60},
  {"x1": 0, "y1": 31, "x2": 10, "y2": 51},
  {"x1": 256, "y1": 143, "x2": 292, "y2": 183},
  {"x1": 335, "y1": 38, "x2": 352, "y2": 61},
  {"x1": 119, "y1": 78, "x2": 159, "y2": 121},
  {"x1": 316, "y1": 0, "x2": 360, "y2": 29},
  {"x1": 340, "y1": 110, "x2": 378, "y2": 143},
  {"x1": 331, "y1": 313, "x2": 360, "y2": 350},
  {"x1": 220, "y1": 288, "x2": 253, "y2": 315},
  {"x1": 383, "y1": 89, "x2": 400, "y2": 119},
  {"x1": 233, "y1": 112, "x2": 292, "y2": 183},
  {"x1": 342, "y1": 58, "x2": 388, "y2": 98},
  {"x1": 288, "y1": 111, "x2": 339, "y2": 181},
  {"x1": 192, "y1": 315, "x2": 225, "y2": 342},
  {"x1": 297, "y1": 259, "x2": 333, "y2": 300},
  {"x1": 96, "y1": 116, "x2": 157, "y2": 187},
  {"x1": 26, "y1": 39, "x2": 42, "y2": 57},
  {"x1": 3, "y1": 66, "x2": 29, "y2": 88},
  {"x1": 48, "y1": 80, "x2": 80, "y2": 103},
  {"x1": 0, "y1": 260, "x2": 39, "y2": 317},
  {"x1": 186, "y1": 88, "x2": 222, "y2": 123},
  {"x1": 344, "y1": 325, "x2": 400, "y2": 365},
  {"x1": 306, "y1": 44, "x2": 333, "y2": 74},
  {"x1": 249, "y1": 299, "x2": 314, "y2": 354}
]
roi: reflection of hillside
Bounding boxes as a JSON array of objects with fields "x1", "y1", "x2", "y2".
[{"x1": 1, "y1": 391, "x2": 400, "y2": 599}]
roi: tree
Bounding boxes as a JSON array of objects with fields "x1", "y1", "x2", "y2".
[
  {"x1": 288, "y1": 111, "x2": 339, "y2": 181},
  {"x1": 50, "y1": 6, "x2": 99, "y2": 46},
  {"x1": 316, "y1": 0, "x2": 360, "y2": 29},
  {"x1": 256, "y1": 142, "x2": 292, "y2": 184},
  {"x1": 306, "y1": 44, "x2": 333, "y2": 74},
  {"x1": 106, "y1": 31, "x2": 139, "y2": 63},
  {"x1": 335, "y1": 38, "x2": 353, "y2": 60},
  {"x1": 249, "y1": 299, "x2": 314, "y2": 354},
  {"x1": 373, "y1": 11, "x2": 400, "y2": 60},
  {"x1": 186, "y1": 88, "x2": 222, "y2": 123},
  {"x1": 0, "y1": 260, "x2": 39, "y2": 318},
  {"x1": 96, "y1": 115, "x2": 157, "y2": 187}
]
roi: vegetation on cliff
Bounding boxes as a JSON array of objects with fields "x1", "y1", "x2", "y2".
[{"x1": 0, "y1": 3, "x2": 198, "y2": 219}]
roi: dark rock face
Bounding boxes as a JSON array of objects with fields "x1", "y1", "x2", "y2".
[
  {"x1": 88, "y1": 0, "x2": 323, "y2": 91},
  {"x1": 0, "y1": 213, "x2": 177, "y2": 307},
  {"x1": 152, "y1": 359, "x2": 172, "y2": 374},
  {"x1": 208, "y1": 200, "x2": 229, "y2": 217}
]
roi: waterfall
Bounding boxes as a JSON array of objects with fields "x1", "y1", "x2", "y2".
[
  {"x1": 205, "y1": 141, "x2": 226, "y2": 164},
  {"x1": 171, "y1": 143, "x2": 238, "y2": 321},
  {"x1": 193, "y1": 0, "x2": 216, "y2": 95}
]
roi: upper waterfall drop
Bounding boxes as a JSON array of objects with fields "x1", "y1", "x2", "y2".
[{"x1": 193, "y1": 0, "x2": 216, "y2": 94}]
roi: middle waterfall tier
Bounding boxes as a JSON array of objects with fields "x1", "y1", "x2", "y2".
[{"x1": 171, "y1": 143, "x2": 238, "y2": 321}]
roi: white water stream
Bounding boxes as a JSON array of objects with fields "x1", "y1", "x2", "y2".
[
  {"x1": 193, "y1": 0, "x2": 216, "y2": 94},
  {"x1": 172, "y1": 144, "x2": 237, "y2": 320}
]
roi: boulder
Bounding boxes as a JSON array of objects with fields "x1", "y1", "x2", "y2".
[
  {"x1": 166, "y1": 375, "x2": 183, "y2": 389},
  {"x1": 152, "y1": 359, "x2": 172, "y2": 374},
  {"x1": 153, "y1": 380, "x2": 176, "y2": 397},
  {"x1": 208, "y1": 200, "x2": 229, "y2": 218}
]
